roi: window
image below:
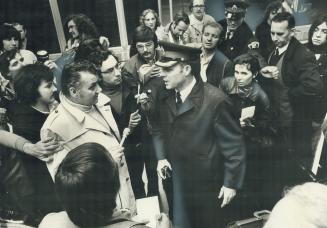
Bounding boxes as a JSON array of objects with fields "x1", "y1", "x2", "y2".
[
  {"x1": 0, "y1": 0, "x2": 60, "y2": 53},
  {"x1": 124, "y1": 0, "x2": 158, "y2": 44},
  {"x1": 57, "y1": 0, "x2": 121, "y2": 47}
]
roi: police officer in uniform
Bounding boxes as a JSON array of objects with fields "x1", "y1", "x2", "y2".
[{"x1": 218, "y1": 0, "x2": 256, "y2": 60}]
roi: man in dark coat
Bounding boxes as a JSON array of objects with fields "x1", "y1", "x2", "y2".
[
  {"x1": 121, "y1": 25, "x2": 162, "y2": 197},
  {"x1": 152, "y1": 43, "x2": 246, "y2": 228},
  {"x1": 218, "y1": 0, "x2": 256, "y2": 60},
  {"x1": 200, "y1": 21, "x2": 234, "y2": 87},
  {"x1": 261, "y1": 12, "x2": 324, "y2": 187}
]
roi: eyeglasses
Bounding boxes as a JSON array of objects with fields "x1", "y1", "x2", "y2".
[
  {"x1": 136, "y1": 42, "x2": 154, "y2": 50},
  {"x1": 193, "y1": 5, "x2": 205, "y2": 9},
  {"x1": 100, "y1": 62, "x2": 123, "y2": 74}
]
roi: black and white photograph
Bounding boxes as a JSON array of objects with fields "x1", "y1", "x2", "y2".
[{"x1": 0, "y1": 0, "x2": 327, "y2": 227}]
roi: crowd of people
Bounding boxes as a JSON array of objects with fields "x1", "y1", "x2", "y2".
[{"x1": 0, "y1": 0, "x2": 327, "y2": 227}]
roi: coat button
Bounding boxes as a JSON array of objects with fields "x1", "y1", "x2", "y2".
[
  {"x1": 120, "y1": 162, "x2": 124, "y2": 166},
  {"x1": 126, "y1": 177, "x2": 130, "y2": 181},
  {"x1": 55, "y1": 110, "x2": 58, "y2": 113}
]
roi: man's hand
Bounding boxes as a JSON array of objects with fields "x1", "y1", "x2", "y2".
[
  {"x1": 218, "y1": 186, "x2": 236, "y2": 208},
  {"x1": 135, "y1": 92, "x2": 150, "y2": 105},
  {"x1": 44, "y1": 60, "x2": 59, "y2": 70},
  {"x1": 99, "y1": 36, "x2": 110, "y2": 49},
  {"x1": 135, "y1": 92, "x2": 151, "y2": 111},
  {"x1": 23, "y1": 137, "x2": 62, "y2": 162},
  {"x1": 248, "y1": 41, "x2": 259, "y2": 50},
  {"x1": 138, "y1": 64, "x2": 161, "y2": 83},
  {"x1": 157, "y1": 159, "x2": 172, "y2": 179},
  {"x1": 156, "y1": 213, "x2": 171, "y2": 228},
  {"x1": 128, "y1": 110, "x2": 141, "y2": 130},
  {"x1": 260, "y1": 66, "x2": 279, "y2": 79},
  {"x1": 110, "y1": 145, "x2": 124, "y2": 162}
]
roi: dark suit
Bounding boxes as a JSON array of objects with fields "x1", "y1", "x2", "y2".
[
  {"x1": 264, "y1": 37, "x2": 324, "y2": 165},
  {"x1": 205, "y1": 49, "x2": 234, "y2": 87},
  {"x1": 218, "y1": 19, "x2": 255, "y2": 60},
  {"x1": 152, "y1": 80, "x2": 246, "y2": 228}
]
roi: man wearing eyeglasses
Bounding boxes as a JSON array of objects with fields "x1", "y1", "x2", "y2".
[
  {"x1": 218, "y1": 0, "x2": 257, "y2": 60},
  {"x1": 183, "y1": 0, "x2": 215, "y2": 47},
  {"x1": 122, "y1": 25, "x2": 162, "y2": 88}
]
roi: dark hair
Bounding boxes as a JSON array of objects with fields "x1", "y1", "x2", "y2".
[
  {"x1": 132, "y1": 25, "x2": 158, "y2": 47},
  {"x1": 11, "y1": 22, "x2": 26, "y2": 49},
  {"x1": 271, "y1": 12, "x2": 295, "y2": 29},
  {"x1": 65, "y1": 14, "x2": 99, "y2": 40},
  {"x1": 139, "y1": 9, "x2": 161, "y2": 30},
  {"x1": 55, "y1": 143, "x2": 120, "y2": 227},
  {"x1": 14, "y1": 63, "x2": 54, "y2": 105},
  {"x1": 234, "y1": 53, "x2": 260, "y2": 75},
  {"x1": 0, "y1": 49, "x2": 18, "y2": 78},
  {"x1": 61, "y1": 60, "x2": 99, "y2": 97},
  {"x1": 307, "y1": 14, "x2": 327, "y2": 53},
  {"x1": 75, "y1": 38, "x2": 111, "y2": 67},
  {"x1": 173, "y1": 10, "x2": 190, "y2": 25},
  {"x1": 202, "y1": 21, "x2": 223, "y2": 34},
  {"x1": 0, "y1": 24, "x2": 20, "y2": 51},
  {"x1": 263, "y1": 1, "x2": 283, "y2": 22}
]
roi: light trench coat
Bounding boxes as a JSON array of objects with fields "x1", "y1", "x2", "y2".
[{"x1": 41, "y1": 93, "x2": 136, "y2": 215}]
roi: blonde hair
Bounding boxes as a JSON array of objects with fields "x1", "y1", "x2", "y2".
[
  {"x1": 139, "y1": 9, "x2": 161, "y2": 30},
  {"x1": 265, "y1": 182, "x2": 327, "y2": 228}
]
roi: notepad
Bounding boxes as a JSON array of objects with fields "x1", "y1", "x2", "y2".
[{"x1": 136, "y1": 196, "x2": 160, "y2": 228}]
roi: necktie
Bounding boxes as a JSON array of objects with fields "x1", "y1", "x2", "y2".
[
  {"x1": 269, "y1": 48, "x2": 280, "y2": 65},
  {"x1": 274, "y1": 48, "x2": 279, "y2": 56},
  {"x1": 176, "y1": 91, "x2": 182, "y2": 109},
  {"x1": 226, "y1": 31, "x2": 233, "y2": 40}
]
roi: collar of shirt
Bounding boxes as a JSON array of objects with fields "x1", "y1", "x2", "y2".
[
  {"x1": 200, "y1": 51, "x2": 215, "y2": 64},
  {"x1": 277, "y1": 42, "x2": 290, "y2": 55},
  {"x1": 59, "y1": 92, "x2": 111, "y2": 123},
  {"x1": 315, "y1": 54, "x2": 321, "y2": 60},
  {"x1": 225, "y1": 29, "x2": 234, "y2": 39},
  {"x1": 168, "y1": 30, "x2": 182, "y2": 44},
  {"x1": 200, "y1": 51, "x2": 215, "y2": 82},
  {"x1": 189, "y1": 13, "x2": 204, "y2": 25},
  {"x1": 176, "y1": 77, "x2": 196, "y2": 103}
]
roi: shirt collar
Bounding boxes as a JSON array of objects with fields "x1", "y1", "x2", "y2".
[
  {"x1": 200, "y1": 50, "x2": 215, "y2": 62},
  {"x1": 277, "y1": 42, "x2": 290, "y2": 55},
  {"x1": 59, "y1": 92, "x2": 111, "y2": 123},
  {"x1": 176, "y1": 77, "x2": 196, "y2": 102},
  {"x1": 189, "y1": 13, "x2": 204, "y2": 24}
]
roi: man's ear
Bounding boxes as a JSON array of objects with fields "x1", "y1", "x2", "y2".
[
  {"x1": 183, "y1": 64, "x2": 192, "y2": 76},
  {"x1": 69, "y1": 87, "x2": 78, "y2": 98},
  {"x1": 290, "y1": 28, "x2": 296, "y2": 37}
]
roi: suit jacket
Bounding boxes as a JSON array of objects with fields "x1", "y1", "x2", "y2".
[
  {"x1": 152, "y1": 80, "x2": 245, "y2": 189},
  {"x1": 218, "y1": 19, "x2": 255, "y2": 60},
  {"x1": 152, "y1": 80, "x2": 245, "y2": 226},
  {"x1": 205, "y1": 49, "x2": 234, "y2": 87},
  {"x1": 41, "y1": 93, "x2": 136, "y2": 215},
  {"x1": 275, "y1": 38, "x2": 324, "y2": 112}
]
